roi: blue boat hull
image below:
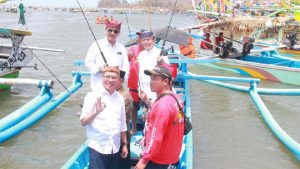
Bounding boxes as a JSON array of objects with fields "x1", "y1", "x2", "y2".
[{"x1": 62, "y1": 68, "x2": 193, "y2": 169}]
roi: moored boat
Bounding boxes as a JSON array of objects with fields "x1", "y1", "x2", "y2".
[
  {"x1": 96, "y1": 16, "x2": 114, "y2": 24},
  {"x1": 198, "y1": 51, "x2": 300, "y2": 86},
  {"x1": 0, "y1": 28, "x2": 33, "y2": 91},
  {"x1": 278, "y1": 46, "x2": 300, "y2": 58},
  {"x1": 183, "y1": 8, "x2": 300, "y2": 86}
]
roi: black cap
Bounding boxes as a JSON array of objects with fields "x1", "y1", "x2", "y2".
[
  {"x1": 119, "y1": 70, "x2": 126, "y2": 80},
  {"x1": 144, "y1": 65, "x2": 172, "y2": 80}
]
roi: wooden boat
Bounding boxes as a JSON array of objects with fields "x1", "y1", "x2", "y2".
[
  {"x1": 198, "y1": 49, "x2": 300, "y2": 86},
  {"x1": 0, "y1": 28, "x2": 33, "y2": 91},
  {"x1": 96, "y1": 16, "x2": 114, "y2": 24},
  {"x1": 95, "y1": 16, "x2": 108, "y2": 24},
  {"x1": 183, "y1": 8, "x2": 300, "y2": 86},
  {"x1": 62, "y1": 63, "x2": 193, "y2": 169},
  {"x1": 278, "y1": 46, "x2": 300, "y2": 57}
]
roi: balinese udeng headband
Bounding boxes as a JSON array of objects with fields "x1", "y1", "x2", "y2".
[
  {"x1": 103, "y1": 66, "x2": 120, "y2": 74},
  {"x1": 105, "y1": 20, "x2": 121, "y2": 31}
]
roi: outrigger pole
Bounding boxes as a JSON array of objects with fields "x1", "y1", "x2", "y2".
[
  {"x1": 0, "y1": 64, "x2": 37, "y2": 70},
  {"x1": 0, "y1": 44, "x2": 64, "y2": 53},
  {"x1": 75, "y1": 0, "x2": 108, "y2": 66}
]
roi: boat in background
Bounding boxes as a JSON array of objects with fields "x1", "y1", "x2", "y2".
[
  {"x1": 199, "y1": 51, "x2": 300, "y2": 86},
  {"x1": 182, "y1": 6, "x2": 300, "y2": 86},
  {"x1": 0, "y1": 28, "x2": 33, "y2": 91},
  {"x1": 278, "y1": 46, "x2": 300, "y2": 58},
  {"x1": 96, "y1": 15, "x2": 114, "y2": 24}
]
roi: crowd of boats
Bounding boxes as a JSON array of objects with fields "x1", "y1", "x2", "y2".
[{"x1": 0, "y1": 5, "x2": 194, "y2": 15}]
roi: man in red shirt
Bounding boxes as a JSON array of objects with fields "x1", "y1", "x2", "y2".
[
  {"x1": 200, "y1": 32, "x2": 213, "y2": 50},
  {"x1": 135, "y1": 65, "x2": 184, "y2": 169},
  {"x1": 215, "y1": 32, "x2": 224, "y2": 46},
  {"x1": 127, "y1": 29, "x2": 145, "y2": 134}
]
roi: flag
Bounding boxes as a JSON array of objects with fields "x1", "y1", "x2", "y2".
[
  {"x1": 295, "y1": 10, "x2": 300, "y2": 22},
  {"x1": 18, "y1": 3, "x2": 26, "y2": 25}
]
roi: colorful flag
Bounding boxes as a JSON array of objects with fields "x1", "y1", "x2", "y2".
[{"x1": 295, "y1": 10, "x2": 300, "y2": 22}]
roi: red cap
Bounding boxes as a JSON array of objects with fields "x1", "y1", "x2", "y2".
[{"x1": 105, "y1": 20, "x2": 121, "y2": 31}]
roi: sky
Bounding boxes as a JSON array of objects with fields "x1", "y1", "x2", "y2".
[
  {"x1": 22, "y1": 0, "x2": 100, "y2": 8},
  {"x1": 16, "y1": 0, "x2": 139, "y2": 8}
]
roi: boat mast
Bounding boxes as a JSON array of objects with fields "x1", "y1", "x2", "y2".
[
  {"x1": 148, "y1": 0, "x2": 152, "y2": 30},
  {"x1": 191, "y1": 0, "x2": 201, "y2": 24}
]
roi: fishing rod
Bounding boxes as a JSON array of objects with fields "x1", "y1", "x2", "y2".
[
  {"x1": 160, "y1": 0, "x2": 178, "y2": 55},
  {"x1": 23, "y1": 42, "x2": 72, "y2": 94},
  {"x1": 74, "y1": 0, "x2": 108, "y2": 66}
]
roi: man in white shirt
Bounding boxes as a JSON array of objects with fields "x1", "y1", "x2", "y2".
[
  {"x1": 138, "y1": 30, "x2": 170, "y2": 102},
  {"x1": 80, "y1": 66, "x2": 128, "y2": 169},
  {"x1": 85, "y1": 20, "x2": 129, "y2": 91}
]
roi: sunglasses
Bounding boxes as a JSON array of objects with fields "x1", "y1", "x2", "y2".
[{"x1": 107, "y1": 29, "x2": 119, "y2": 34}]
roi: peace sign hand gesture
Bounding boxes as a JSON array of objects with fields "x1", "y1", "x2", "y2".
[{"x1": 95, "y1": 97, "x2": 106, "y2": 115}]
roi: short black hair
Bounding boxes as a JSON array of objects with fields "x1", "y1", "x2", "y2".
[{"x1": 119, "y1": 70, "x2": 126, "y2": 80}]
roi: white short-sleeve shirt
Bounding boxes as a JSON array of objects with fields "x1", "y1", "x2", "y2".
[
  {"x1": 138, "y1": 46, "x2": 169, "y2": 101},
  {"x1": 80, "y1": 88, "x2": 127, "y2": 154},
  {"x1": 85, "y1": 38, "x2": 129, "y2": 91}
]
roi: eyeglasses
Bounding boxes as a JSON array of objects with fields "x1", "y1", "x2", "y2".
[{"x1": 107, "y1": 29, "x2": 119, "y2": 34}]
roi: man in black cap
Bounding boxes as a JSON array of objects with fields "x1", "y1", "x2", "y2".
[{"x1": 135, "y1": 65, "x2": 184, "y2": 169}]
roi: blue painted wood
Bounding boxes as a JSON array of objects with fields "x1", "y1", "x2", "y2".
[
  {"x1": 180, "y1": 72, "x2": 260, "y2": 83},
  {"x1": 200, "y1": 79, "x2": 300, "y2": 96},
  {"x1": 0, "y1": 73, "x2": 83, "y2": 143},
  {"x1": 189, "y1": 75, "x2": 300, "y2": 161},
  {"x1": 0, "y1": 86, "x2": 53, "y2": 132},
  {"x1": 250, "y1": 83, "x2": 300, "y2": 160}
]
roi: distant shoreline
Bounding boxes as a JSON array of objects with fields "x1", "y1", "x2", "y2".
[{"x1": 1, "y1": 5, "x2": 194, "y2": 15}]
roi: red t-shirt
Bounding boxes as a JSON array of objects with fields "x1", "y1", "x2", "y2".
[
  {"x1": 127, "y1": 45, "x2": 144, "y2": 102},
  {"x1": 141, "y1": 94, "x2": 184, "y2": 165},
  {"x1": 200, "y1": 38, "x2": 213, "y2": 50},
  {"x1": 215, "y1": 37, "x2": 224, "y2": 46}
]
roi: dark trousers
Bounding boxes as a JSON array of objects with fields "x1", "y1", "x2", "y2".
[
  {"x1": 145, "y1": 161, "x2": 178, "y2": 169},
  {"x1": 89, "y1": 148, "x2": 119, "y2": 169}
]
